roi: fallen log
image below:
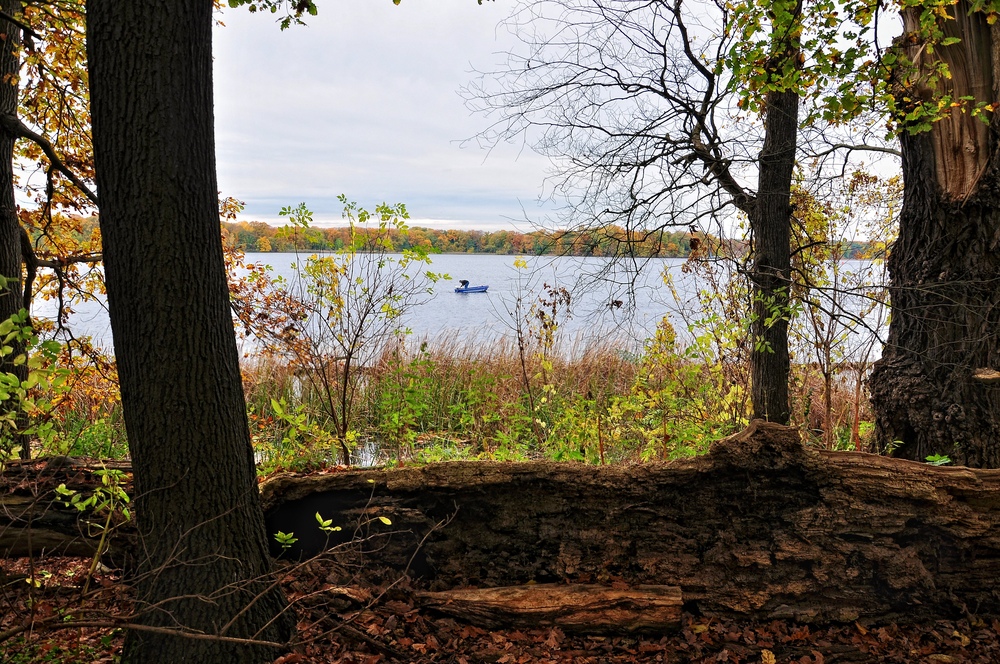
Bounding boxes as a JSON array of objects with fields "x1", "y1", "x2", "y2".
[
  {"x1": 416, "y1": 583, "x2": 682, "y2": 633},
  {"x1": 7, "y1": 422, "x2": 1000, "y2": 626},
  {"x1": 0, "y1": 457, "x2": 133, "y2": 560},
  {"x1": 261, "y1": 421, "x2": 1000, "y2": 624}
]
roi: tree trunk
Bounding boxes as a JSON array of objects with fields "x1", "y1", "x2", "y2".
[
  {"x1": 261, "y1": 421, "x2": 1000, "y2": 624},
  {"x1": 0, "y1": 3, "x2": 28, "y2": 460},
  {"x1": 750, "y1": 89, "x2": 796, "y2": 424},
  {"x1": 85, "y1": 3, "x2": 293, "y2": 662},
  {"x1": 749, "y1": 13, "x2": 800, "y2": 425},
  {"x1": 870, "y1": 2, "x2": 1000, "y2": 467}
]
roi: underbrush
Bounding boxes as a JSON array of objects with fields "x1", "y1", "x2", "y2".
[
  {"x1": 244, "y1": 326, "x2": 875, "y2": 474},
  {"x1": 0, "y1": 323, "x2": 874, "y2": 472}
]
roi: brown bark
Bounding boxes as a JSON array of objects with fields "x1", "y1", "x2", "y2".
[
  {"x1": 870, "y1": 1, "x2": 1000, "y2": 467},
  {"x1": 749, "y1": 86, "x2": 797, "y2": 425},
  {"x1": 86, "y1": 2, "x2": 293, "y2": 661},
  {"x1": 10, "y1": 422, "x2": 1000, "y2": 626},
  {"x1": 262, "y1": 421, "x2": 1000, "y2": 624},
  {"x1": 416, "y1": 584, "x2": 682, "y2": 634},
  {"x1": 748, "y1": 8, "x2": 801, "y2": 425},
  {"x1": 0, "y1": 3, "x2": 28, "y2": 460}
]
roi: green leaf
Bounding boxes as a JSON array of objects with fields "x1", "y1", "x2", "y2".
[
  {"x1": 274, "y1": 531, "x2": 298, "y2": 549},
  {"x1": 925, "y1": 454, "x2": 952, "y2": 466}
]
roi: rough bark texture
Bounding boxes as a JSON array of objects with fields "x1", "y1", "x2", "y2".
[
  {"x1": 416, "y1": 584, "x2": 682, "y2": 634},
  {"x1": 262, "y1": 421, "x2": 1000, "y2": 624},
  {"x1": 870, "y1": 2, "x2": 1000, "y2": 467},
  {"x1": 11, "y1": 422, "x2": 1000, "y2": 627},
  {"x1": 86, "y1": 3, "x2": 293, "y2": 662},
  {"x1": 0, "y1": 3, "x2": 28, "y2": 460},
  {"x1": 748, "y1": 13, "x2": 800, "y2": 425},
  {"x1": 749, "y1": 86, "x2": 797, "y2": 424}
]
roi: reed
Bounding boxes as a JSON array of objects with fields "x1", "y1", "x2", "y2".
[{"x1": 28, "y1": 329, "x2": 875, "y2": 469}]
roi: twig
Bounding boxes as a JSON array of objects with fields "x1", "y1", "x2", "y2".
[
  {"x1": 311, "y1": 612, "x2": 408, "y2": 661},
  {"x1": 0, "y1": 616, "x2": 286, "y2": 650}
]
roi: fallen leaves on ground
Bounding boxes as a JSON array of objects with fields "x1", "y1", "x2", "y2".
[{"x1": 3, "y1": 556, "x2": 1000, "y2": 663}]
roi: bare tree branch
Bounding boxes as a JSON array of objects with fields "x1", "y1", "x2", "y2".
[
  {"x1": 0, "y1": 112, "x2": 98, "y2": 206},
  {"x1": 34, "y1": 252, "x2": 103, "y2": 269}
]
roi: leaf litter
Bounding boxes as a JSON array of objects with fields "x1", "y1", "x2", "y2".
[{"x1": 3, "y1": 555, "x2": 1000, "y2": 663}]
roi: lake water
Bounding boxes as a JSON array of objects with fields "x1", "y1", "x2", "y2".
[
  {"x1": 34, "y1": 252, "x2": 887, "y2": 359},
  {"x1": 263, "y1": 252, "x2": 693, "y2": 349}
]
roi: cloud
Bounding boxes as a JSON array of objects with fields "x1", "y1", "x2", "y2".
[{"x1": 213, "y1": 0, "x2": 555, "y2": 229}]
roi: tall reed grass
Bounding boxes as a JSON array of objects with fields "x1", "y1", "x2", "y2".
[
  {"x1": 32, "y1": 326, "x2": 875, "y2": 470},
  {"x1": 240, "y1": 323, "x2": 875, "y2": 473}
]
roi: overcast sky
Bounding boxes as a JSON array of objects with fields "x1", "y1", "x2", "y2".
[{"x1": 212, "y1": 1, "x2": 552, "y2": 231}]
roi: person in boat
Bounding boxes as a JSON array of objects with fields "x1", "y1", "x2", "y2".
[{"x1": 459, "y1": 279, "x2": 470, "y2": 289}]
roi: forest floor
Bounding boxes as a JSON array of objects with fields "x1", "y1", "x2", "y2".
[{"x1": 2, "y1": 555, "x2": 999, "y2": 664}]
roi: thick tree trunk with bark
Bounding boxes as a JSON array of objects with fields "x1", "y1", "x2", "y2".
[
  {"x1": 870, "y1": 2, "x2": 1000, "y2": 467},
  {"x1": 750, "y1": 84, "x2": 798, "y2": 424},
  {"x1": 261, "y1": 422, "x2": 1000, "y2": 624},
  {"x1": 86, "y1": 3, "x2": 293, "y2": 662}
]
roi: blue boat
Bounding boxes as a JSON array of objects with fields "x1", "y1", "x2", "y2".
[
  {"x1": 455, "y1": 285, "x2": 489, "y2": 294},
  {"x1": 455, "y1": 280, "x2": 488, "y2": 294}
]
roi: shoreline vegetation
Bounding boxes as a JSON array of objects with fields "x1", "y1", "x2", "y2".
[{"x1": 219, "y1": 219, "x2": 877, "y2": 258}]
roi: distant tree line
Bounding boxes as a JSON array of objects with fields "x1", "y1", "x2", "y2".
[{"x1": 219, "y1": 220, "x2": 874, "y2": 258}]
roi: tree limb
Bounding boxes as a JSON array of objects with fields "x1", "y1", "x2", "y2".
[
  {"x1": 0, "y1": 112, "x2": 98, "y2": 206},
  {"x1": 34, "y1": 253, "x2": 103, "y2": 269},
  {"x1": 810, "y1": 142, "x2": 902, "y2": 159},
  {"x1": 0, "y1": 9, "x2": 41, "y2": 42}
]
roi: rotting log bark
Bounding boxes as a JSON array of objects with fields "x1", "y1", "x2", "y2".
[
  {"x1": 0, "y1": 457, "x2": 133, "y2": 560},
  {"x1": 261, "y1": 421, "x2": 1000, "y2": 624},
  {"x1": 7, "y1": 422, "x2": 1000, "y2": 626},
  {"x1": 416, "y1": 584, "x2": 682, "y2": 633}
]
